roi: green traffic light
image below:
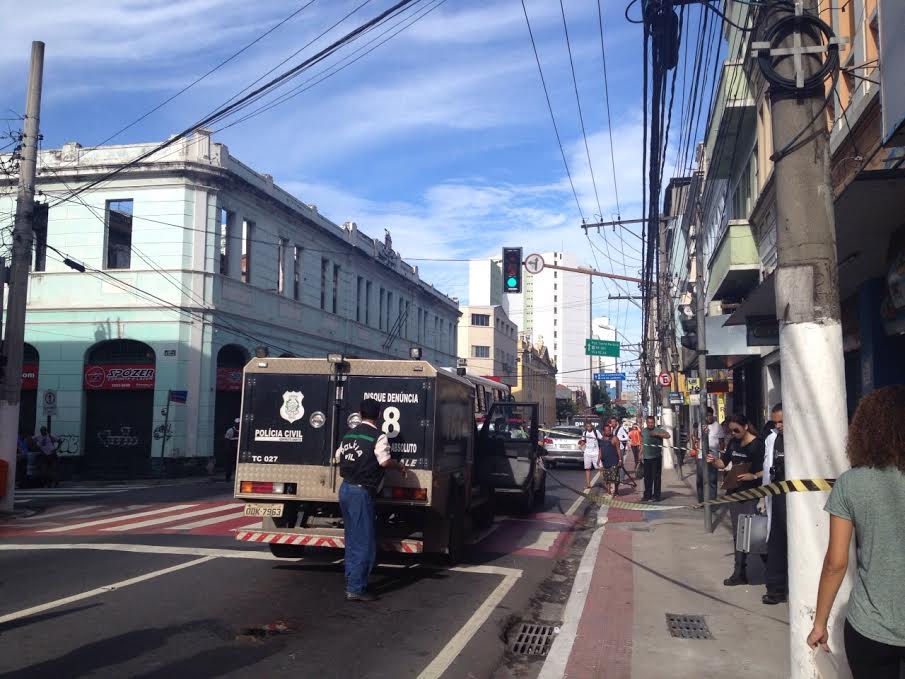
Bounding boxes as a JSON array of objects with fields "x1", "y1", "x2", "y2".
[{"x1": 506, "y1": 277, "x2": 518, "y2": 288}]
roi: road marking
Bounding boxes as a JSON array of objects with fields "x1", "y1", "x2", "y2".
[
  {"x1": 234, "y1": 521, "x2": 263, "y2": 531},
  {"x1": 565, "y1": 472, "x2": 600, "y2": 516},
  {"x1": 168, "y1": 510, "x2": 247, "y2": 530},
  {"x1": 39, "y1": 504, "x2": 198, "y2": 533},
  {"x1": 18, "y1": 505, "x2": 102, "y2": 520},
  {"x1": 0, "y1": 543, "x2": 285, "y2": 560},
  {"x1": 518, "y1": 530, "x2": 559, "y2": 551},
  {"x1": 102, "y1": 503, "x2": 245, "y2": 532},
  {"x1": 417, "y1": 564, "x2": 522, "y2": 679},
  {"x1": 0, "y1": 556, "x2": 216, "y2": 625}
]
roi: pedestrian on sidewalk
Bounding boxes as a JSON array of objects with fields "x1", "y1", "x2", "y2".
[
  {"x1": 707, "y1": 414, "x2": 764, "y2": 586},
  {"x1": 224, "y1": 418, "x2": 240, "y2": 482},
  {"x1": 697, "y1": 407, "x2": 722, "y2": 503},
  {"x1": 641, "y1": 416, "x2": 670, "y2": 502},
  {"x1": 761, "y1": 403, "x2": 787, "y2": 605},
  {"x1": 334, "y1": 398, "x2": 408, "y2": 602},
  {"x1": 628, "y1": 424, "x2": 642, "y2": 473},
  {"x1": 807, "y1": 385, "x2": 905, "y2": 678},
  {"x1": 34, "y1": 426, "x2": 60, "y2": 488},
  {"x1": 598, "y1": 424, "x2": 621, "y2": 497},
  {"x1": 579, "y1": 421, "x2": 603, "y2": 489}
]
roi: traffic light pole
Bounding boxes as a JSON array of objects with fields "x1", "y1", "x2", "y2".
[{"x1": 0, "y1": 42, "x2": 44, "y2": 513}]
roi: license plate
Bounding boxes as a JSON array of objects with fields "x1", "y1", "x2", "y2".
[{"x1": 243, "y1": 503, "x2": 284, "y2": 518}]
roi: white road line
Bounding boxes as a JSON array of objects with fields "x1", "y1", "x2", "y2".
[
  {"x1": 417, "y1": 564, "x2": 522, "y2": 679},
  {"x1": 233, "y1": 521, "x2": 263, "y2": 531},
  {"x1": 102, "y1": 503, "x2": 245, "y2": 532},
  {"x1": 565, "y1": 471, "x2": 600, "y2": 516},
  {"x1": 0, "y1": 543, "x2": 284, "y2": 561},
  {"x1": 167, "y1": 510, "x2": 248, "y2": 530},
  {"x1": 18, "y1": 506, "x2": 102, "y2": 520},
  {"x1": 39, "y1": 504, "x2": 198, "y2": 533},
  {"x1": 518, "y1": 531, "x2": 559, "y2": 551},
  {"x1": 0, "y1": 555, "x2": 216, "y2": 625}
]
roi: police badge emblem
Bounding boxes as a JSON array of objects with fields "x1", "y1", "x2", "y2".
[{"x1": 280, "y1": 391, "x2": 305, "y2": 424}]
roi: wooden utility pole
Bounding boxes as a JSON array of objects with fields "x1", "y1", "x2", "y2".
[
  {"x1": 0, "y1": 42, "x2": 44, "y2": 513},
  {"x1": 756, "y1": 3, "x2": 851, "y2": 675}
]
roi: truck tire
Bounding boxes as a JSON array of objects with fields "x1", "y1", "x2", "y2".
[{"x1": 269, "y1": 544, "x2": 306, "y2": 559}]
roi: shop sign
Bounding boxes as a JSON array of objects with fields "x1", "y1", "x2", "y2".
[
  {"x1": 84, "y1": 364, "x2": 156, "y2": 390},
  {"x1": 216, "y1": 367, "x2": 243, "y2": 392},
  {"x1": 22, "y1": 363, "x2": 39, "y2": 391}
]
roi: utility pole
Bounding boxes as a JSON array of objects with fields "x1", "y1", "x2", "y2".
[
  {"x1": 657, "y1": 215, "x2": 674, "y2": 470},
  {"x1": 756, "y1": 4, "x2": 851, "y2": 676},
  {"x1": 0, "y1": 43, "x2": 44, "y2": 513},
  {"x1": 694, "y1": 211, "x2": 712, "y2": 532}
]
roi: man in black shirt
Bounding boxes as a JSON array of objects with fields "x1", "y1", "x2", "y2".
[
  {"x1": 707, "y1": 414, "x2": 765, "y2": 586},
  {"x1": 762, "y1": 404, "x2": 787, "y2": 604}
]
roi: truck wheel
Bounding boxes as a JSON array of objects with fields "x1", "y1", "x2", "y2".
[
  {"x1": 445, "y1": 490, "x2": 467, "y2": 565},
  {"x1": 269, "y1": 544, "x2": 306, "y2": 559}
]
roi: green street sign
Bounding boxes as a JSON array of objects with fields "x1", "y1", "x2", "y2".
[{"x1": 585, "y1": 339, "x2": 620, "y2": 357}]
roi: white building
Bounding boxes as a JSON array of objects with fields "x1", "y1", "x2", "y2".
[
  {"x1": 467, "y1": 258, "x2": 509, "y2": 313},
  {"x1": 506, "y1": 252, "x2": 592, "y2": 403},
  {"x1": 0, "y1": 131, "x2": 459, "y2": 476}
]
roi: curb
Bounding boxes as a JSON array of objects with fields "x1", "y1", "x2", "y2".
[{"x1": 537, "y1": 499, "x2": 610, "y2": 679}]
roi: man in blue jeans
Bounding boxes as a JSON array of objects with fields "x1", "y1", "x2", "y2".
[{"x1": 334, "y1": 398, "x2": 408, "y2": 602}]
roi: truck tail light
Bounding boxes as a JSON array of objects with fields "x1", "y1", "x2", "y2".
[
  {"x1": 543, "y1": 437, "x2": 553, "y2": 445},
  {"x1": 239, "y1": 481, "x2": 296, "y2": 495},
  {"x1": 382, "y1": 487, "x2": 428, "y2": 501}
]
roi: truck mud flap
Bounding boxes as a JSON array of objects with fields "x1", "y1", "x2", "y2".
[{"x1": 235, "y1": 530, "x2": 423, "y2": 554}]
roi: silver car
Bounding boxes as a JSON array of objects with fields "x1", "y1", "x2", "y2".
[{"x1": 542, "y1": 425, "x2": 584, "y2": 467}]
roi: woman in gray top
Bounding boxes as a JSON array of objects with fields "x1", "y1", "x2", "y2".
[{"x1": 807, "y1": 385, "x2": 905, "y2": 678}]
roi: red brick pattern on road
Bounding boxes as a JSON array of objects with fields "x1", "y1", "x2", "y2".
[{"x1": 565, "y1": 525, "x2": 634, "y2": 679}]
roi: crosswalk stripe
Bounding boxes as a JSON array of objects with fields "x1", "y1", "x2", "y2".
[
  {"x1": 102, "y1": 503, "x2": 246, "y2": 532},
  {"x1": 39, "y1": 504, "x2": 198, "y2": 533},
  {"x1": 168, "y1": 510, "x2": 248, "y2": 531}
]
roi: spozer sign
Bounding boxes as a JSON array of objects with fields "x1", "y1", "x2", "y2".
[{"x1": 84, "y1": 364, "x2": 156, "y2": 390}]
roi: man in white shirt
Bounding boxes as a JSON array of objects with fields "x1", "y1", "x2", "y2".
[
  {"x1": 224, "y1": 418, "x2": 240, "y2": 482},
  {"x1": 579, "y1": 422, "x2": 603, "y2": 489}
]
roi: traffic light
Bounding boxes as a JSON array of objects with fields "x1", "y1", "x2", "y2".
[{"x1": 501, "y1": 247, "x2": 522, "y2": 294}]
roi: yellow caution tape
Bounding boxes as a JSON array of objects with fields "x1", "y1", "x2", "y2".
[{"x1": 545, "y1": 468, "x2": 835, "y2": 512}]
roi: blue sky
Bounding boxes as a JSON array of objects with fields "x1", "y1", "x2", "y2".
[{"x1": 0, "y1": 0, "x2": 651, "y2": 365}]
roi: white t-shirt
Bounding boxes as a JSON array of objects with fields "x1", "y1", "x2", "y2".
[
  {"x1": 583, "y1": 430, "x2": 601, "y2": 456},
  {"x1": 614, "y1": 425, "x2": 629, "y2": 445},
  {"x1": 706, "y1": 422, "x2": 724, "y2": 451}
]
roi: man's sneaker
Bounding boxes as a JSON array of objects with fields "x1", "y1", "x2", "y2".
[
  {"x1": 762, "y1": 592, "x2": 787, "y2": 605},
  {"x1": 723, "y1": 573, "x2": 748, "y2": 586},
  {"x1": 345, "y1": 591, "x2": 378, "y2": 602}
]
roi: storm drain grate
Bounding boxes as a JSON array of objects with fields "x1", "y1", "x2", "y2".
[
  {"x1": 665, "y1": 614, "x2": 713, "y2": 640},
  {"x1": 509, "y1": 623, "x2": 558, "y2": 656}
]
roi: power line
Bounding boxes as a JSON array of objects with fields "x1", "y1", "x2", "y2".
[
  {"x1": 519, "y1": 0, "x2": 584, "y2": 221},
  {"x1": 597, "y1": 0, "x2": 622, "y2": 220}
]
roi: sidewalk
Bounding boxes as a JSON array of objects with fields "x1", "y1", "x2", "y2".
[{"x1": 543, "y1": 463, "x2": 790, "y2": 679}]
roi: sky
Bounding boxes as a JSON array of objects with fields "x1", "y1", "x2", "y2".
[{"x1": 0, "y1": 0, "x2": 652, "y2": 372}]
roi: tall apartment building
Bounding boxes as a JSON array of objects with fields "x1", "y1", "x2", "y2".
[{"x1": 506, "y1": 252, "x2": 592, "y2": 404}]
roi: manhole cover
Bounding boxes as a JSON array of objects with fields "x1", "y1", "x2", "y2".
[
  {"x1": 665, "y1": 614, "x2": 713, "y2": 640},
  {"x1": 509, "y1": 623, "x2": 558, "y2": 656}
]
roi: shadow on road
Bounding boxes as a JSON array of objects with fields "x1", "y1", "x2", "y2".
[{"x1": 0, "y1": 603, "x2": 101, "y2": 635}]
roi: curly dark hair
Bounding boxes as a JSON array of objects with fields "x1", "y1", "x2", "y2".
[{"x1": 847, "y1": 385, "x2": 905, "y2": 471}]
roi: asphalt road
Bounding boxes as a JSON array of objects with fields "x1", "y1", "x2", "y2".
[{"x1": 0, "y1": 465, "x2": 600, "y2": 678}]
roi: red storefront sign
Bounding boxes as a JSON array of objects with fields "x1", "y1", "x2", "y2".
[
  {"x1": 22, "y1": 363, "x2": 39, "y2": 391},
  {"x1": 84, "y1": 364, "x2": 156, "y2": 390},
  {"x1": 216, "y1": 367, "x2": 243, "y2": 392}
]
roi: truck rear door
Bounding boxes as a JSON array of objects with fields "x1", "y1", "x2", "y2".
[
  {"x1": 239, "y1": 372, "x2": 333, "y2": 467},
  {"x1": 341, "y1": 376, "x2": 431, "y2": 471}
]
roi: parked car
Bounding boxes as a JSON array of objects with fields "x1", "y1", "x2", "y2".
[{"x1": 542, "y1": 425, "x2": 584, "y2": 467}]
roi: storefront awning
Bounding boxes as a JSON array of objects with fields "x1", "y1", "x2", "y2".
[{"x1": 724, "y1": 274, "x2": 776, "y2": 327}]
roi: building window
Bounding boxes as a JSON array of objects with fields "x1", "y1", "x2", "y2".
[
  {"x1": 218, "y1": 208, "x2": 233, "y2": 276},
  {"x1": 386, "y1": 292, "x2": 393, "y2": 331},
  {"x1": 332, "y1": 263, "x2": 340, "y2": 314},
  {"x1": 241, "y1": 219, "x2": 254, "y2": 284},
  {"x1": 472, "y1": 345, "x2": 490, "y2": 359},
  {"x1": 277, "y1": 238, "x2": 288, "y2": 294},
  {"x1": 356, "y1": 276, "x2": 364, "y2": 322},
  {"x1": 33, "y1": 202, "x2": 48, "y2": 272},
  {"x1": 379, "y1": 288, "x2": 385, "y2": 330},
  {"x1": 105, "y1": 199, "x2": 133, "y2": 270},
  {"x1": 293, "y1": 246, "x2": 302, "y2": 300},
  {"x1": 554, "y1": 331, "x2": 557, "y2": 338},
  {"x1": 417, "y1": 308, "x2": 423, "y2": 341},
  {"x1": 471, "y1": 313, "x2": 490, "y2": 326},
  {"x1": 365, "y1": 281, "x2": 372, "y2": 325},
  {"x1": 320, "y1": 258, "x2": 329, "y2": 310}
]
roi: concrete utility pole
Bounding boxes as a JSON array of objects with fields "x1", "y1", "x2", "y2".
[
  {"x1": 0, "y1": 42, "x2": 44, "y2": 513},
  {"x1": 759, "y1": 4, "x2": 852, "y2": 676},
  {"x1": 657, "y1": 216, "x2": 674, "y2": 470},
  {"x1": 694, "y1": 215, "x2": 712, "y2": 532}
]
